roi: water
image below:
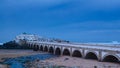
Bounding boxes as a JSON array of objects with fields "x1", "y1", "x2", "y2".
[{"x1": 3, "y1": 54, "x2": 57, "y2": 68}]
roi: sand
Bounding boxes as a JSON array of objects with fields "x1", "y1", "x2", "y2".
[
  {"x1": 0, "y1": 49, "x2": 120, "y2": 68},
  {"x1": 0, "y1": 64, "x2": 9, "y2": 68},
  {"x1": 0, "y1": 49, "x2": 47, "y2": 62},
  {"x1": 44, "y1": 56, "x2": 120, "y2": 68},
  {"x1": 0, "y1": 49, "x2": 47, "y2": 68}
]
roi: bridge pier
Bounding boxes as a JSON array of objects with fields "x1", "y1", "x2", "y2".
[
  {"x1": 82, "y1": 49, "x2": 85, "y2": 58},
  {"x1": 53, "y1": 45, "x2": 55, "y2": 55},
  {"x1": 98, "y1": 51, "x2": 102, "y2": 61},
  {"x1": 47, "y1": 46, "x2": 49, "y2": 53},
  {"x1": 70, "y1": 47, "x2": 72, "y2": 57},
  {"x1": 60, "y1": 46, "x2": 63, "y2": 56}
]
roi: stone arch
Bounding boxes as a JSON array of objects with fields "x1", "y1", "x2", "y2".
[
  {"x1": 29, "y1": 44, "x2": 32, "y2": 48},
  {"x1": 33, "y1": 45, "x2": 39, "y2": 51},
  {"x1": 44, "y1": 46, "x2": 48, "y2": 52},
  {"x1": 28, "y1": 44, "x2": 30, "y2": 48},
  {"x1": 72, "y1": 50, "x2": 82, "y2": 57},
  {"x1": 85, "y1": 52, "x2": 98, "y2": 60},
  {"x1": 33, "y1": 45, "x2": 36, "y2": 48},
  {"x1": 40, "y1": 45, "x2": 43, "y2": 51},
  {"x1": 55, "y1": 47, "x2": 61, "y2": 55},
  {"x1": 63, "y1": 49, "x2": 70, "y2": 56},
  {"x1": 102, "y1": 54, "x2": 120, "y2": 63},
  {"x1": 49, "y1": 46, "x2": 54, "y2": 54},
  {"x1": 27, "y1": 44, "x2": 30, "y2": 48},
  {"x1": 32, "y1": 44, "x2": 34, "y2": 48}
]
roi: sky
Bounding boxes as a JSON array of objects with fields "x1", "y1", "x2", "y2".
[{"x1": 0, "y1": 0, "x2": 120, "y2": 43}]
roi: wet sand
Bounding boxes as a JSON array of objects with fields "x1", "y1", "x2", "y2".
[
  {"x1": 44, "y1": 56, "x2": 120, "y2": 68},
  {"x1": 0, "y1": 49, "x2": 47, "y2": 62},
  {"x1": 0, "y1": 49, "x2": 47, "y2": 68}
]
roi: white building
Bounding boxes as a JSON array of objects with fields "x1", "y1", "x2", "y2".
[{"x1": 15, "y1": 33, "x2": 40, "y2": 45}]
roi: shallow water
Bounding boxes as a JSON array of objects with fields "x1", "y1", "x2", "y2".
[{"x1": 3, "y1": 54, "x2": 57, "y2": 68}]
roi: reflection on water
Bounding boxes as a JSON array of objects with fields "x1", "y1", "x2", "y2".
[{"x1": 3, "y1": 54, "x2": 57, "y2": 68}]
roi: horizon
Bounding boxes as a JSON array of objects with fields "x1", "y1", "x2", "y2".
[{"x1": 0, "y1": 0, "x2": 120, "y2": 43}]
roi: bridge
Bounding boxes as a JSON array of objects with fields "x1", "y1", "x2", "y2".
[{"x1": 16, "y1": 33, "x2": 120, "y2": 63}]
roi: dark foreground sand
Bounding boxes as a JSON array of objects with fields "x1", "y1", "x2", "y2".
[
  {"x1": 0, "y1": 49, "x2": 46, "y2": 62},
  {"x1": 0, "y1": 49, "x2": 46, "y2": 68}
]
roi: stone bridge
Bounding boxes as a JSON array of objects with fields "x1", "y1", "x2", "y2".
[{"x1": 26, "y1": 41, "x2": 120, "y2": 63}]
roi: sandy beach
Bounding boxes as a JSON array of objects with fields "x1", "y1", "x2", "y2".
[
  {"x1": 0, "y1": 49, "x2": 120, "y2": 68},
  {"x1": 43, "y1": 56, "x2": 120, "y2": 68}
]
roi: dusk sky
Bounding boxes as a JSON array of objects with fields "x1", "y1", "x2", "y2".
[{"x1": 0, "y1": 0, "x2": 120, "y2": 43}]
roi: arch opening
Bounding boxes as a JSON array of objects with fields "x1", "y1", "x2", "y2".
[
  {"x1": 85, "y1": 52, "x2": 98, "y2": 60},
  {"x1": 72, "y1": 50, "x2": 82, "y2": 57},
  {"x1": 32, "y1": 45, "x2": 34, "y2": 48},
  {"x1": 55, "y1": 48, "x2": 61, "y2": 55},
  {"x1": 29, "y1": 44, "x2": 31, "y2": 48},
  {"x1": 28, "y1": 44, "x2": 30, "y2": 48},
  {"x1": 63, "y1": 49, "x2": 70, "y2": 56},
  {"x1": 34, "y1": 45, "x2": 36, "y2": 49},
  {"x1": 103, "y1": 55, "x2": 119, "y2": 63},
  {"x1": 30, "y1": 45, "x2": 32, "y2": 49},
  {"x1": 44, "y1": 46, "x2": 48, "y2": 52},
  {"x1": 49, "y1": 47, "x2": 54, "y2": 54},
  {"x1": 40, "y1": 45, "x2": 43, "y2": 51},
  {"x1": 33, "y1": 45, "x2": 39, "y2": 51}
]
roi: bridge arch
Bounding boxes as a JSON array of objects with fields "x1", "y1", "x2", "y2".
[
  {"x1": 55, "y1": 47, "x2": 61, "y2": 55},
  {"x1": 40, "y1": 45, "x2": 43, "y2": 51},
  {"x1": 44, "y1": 46, "x2": 48, "y2": 52},
  {"x1": 63, "y1": 48, "x2": 70, "y2": 56},
  {"x1": 85, "y1": 52, "x2": 98, "y2": 60},
  {"x1": 33, "y1": 45, "x2": 39, "y2": 51},
  {"x1": 33, "y1": 45, "x2": 36, "y2": 48},
  {"x1": 31, "y1": 44, "x2": 34, "y2": 48},
  {"x1": 49, "y1": 46, "x2": 54, "y2": 54},
  {"x1": 72, "y1": 50, "x2": 82, "y2": 57},
  {"x1": 102, "y1": 54, "x2": 120, "y2": 63},
  {"x1": 28, "y1": 44, "x2": 31, "y2": 48},
  {"x1": 29, "y1": 44, "x2": 32, "y2": 48},
  {"x1": 27, "y1": 44, "x2": 30, "y2": 48}
]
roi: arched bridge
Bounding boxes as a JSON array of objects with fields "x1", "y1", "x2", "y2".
[{"x1": 27, "y1": 41, "x2": 120, "y2": 63}]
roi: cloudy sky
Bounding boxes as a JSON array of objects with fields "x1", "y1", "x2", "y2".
[{"x1": 0, "y1": 0, "x2": 120, "y2": 43}]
